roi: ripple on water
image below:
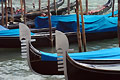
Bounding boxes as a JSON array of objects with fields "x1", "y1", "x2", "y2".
[{"x1": 0, "y1": 59, "x2": 64, "y2": 80}]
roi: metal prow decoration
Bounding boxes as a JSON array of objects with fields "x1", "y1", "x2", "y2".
[
  {"x1": 56, "y1": 30, "x2": 69, "y2": 80},
  {"x1": 19, "y1": 23, "x2": 35, "y2": 58}
]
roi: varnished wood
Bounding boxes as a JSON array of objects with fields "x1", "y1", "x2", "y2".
[
  {"x1": 76, "y1": 0, "x2": 82, "y2": 52},
  {"x1": 54, "y1": 0, "x2": 57, "y2": 15},
  {"x1": 20, "y1": 0, "x2": 23, "y2": 20},
  {"x1": 112, "y1": 0, "x2": 115, "y2": 17},
  {"x1": 118, "y1": 0, "x2": 120, "y2": 47},
  {"x1": 10, "y1": 0, "x2": 14, "y2": 22},
  {"x1": 79, "y1": 0, "x2": 87, "y2": 52},
  {"x1": 67, "y1": 0, "x2": 70, "y2": 14},
  {"x1": 85, "y1": 0, "x2": 88, "y2": 15},
  {"x1": 1, "y1": 0, "x2": 4, "y2": 26},
  {"x1": 39, "y1": 0, "x2": 41, "y2": 10},
  {"x1": 5, "y1": 0, "x2": 8, "y2": 28},
  {"x1": 48, "y1": 0, "x2": 53, "y2": 48},
  {"x1": 23, "y1": 0, "x2": 26, "y2": 24}
]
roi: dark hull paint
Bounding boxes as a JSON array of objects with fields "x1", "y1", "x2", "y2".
[
  {"x1": 66, "y1": 54, "x2": 120, "y2": 80},
  {"x1": 0, "y1": 36, "x2": 52, "y2": 48},
  {"x1": 28, "y1": 42, "x2": 120, "y2": 75},
  {"x1": 29, "y1": 43, "x2": 63, "y2": 75},
  {"x1": 0, "y1": 31, "x2": 117, "y2": 48}
]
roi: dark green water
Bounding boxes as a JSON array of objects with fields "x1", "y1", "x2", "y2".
[{"x1": 0, "y1": 0, "x2": 119, "y2": 80}]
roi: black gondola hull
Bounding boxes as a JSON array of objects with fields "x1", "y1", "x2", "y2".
[
  {"x1": 66, "y1": 54, "x2": 120, "y2": 80},
  {"x1": 28, "y1": 43, "x2": 120, "y2": 75},
  {"x1": 0, "y1": 31, "x2": 117, "y2": 48}
]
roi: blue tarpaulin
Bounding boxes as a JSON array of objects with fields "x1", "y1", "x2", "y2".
[
  {"x1": 0, "y1": 29, "x2": 20, "y2": 36},
  {"x1": 0, "y1": 25, "x2": 34, "y2": 36},
  {"x1": 105, "y1": 10, "x2": 118, "y2": 17},
  {"x1": 0, "y1": 25, "x2": 9, "y2": 31},
  {"x1": 41, "y1": 47, "x2": 120, "y2": 61},
  {"x1": 35, "y1": 13, "x2": 118, "y2": 33},
  {"x1": 57, "y1": 17, "x2": 117, "y2": 33}
]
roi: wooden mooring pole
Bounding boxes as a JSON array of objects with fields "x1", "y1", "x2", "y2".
[
  {"x1": 8, "y1": 0, "x2": 10, "y2": 7},
  {"x1": 39, "y1": 0, "x2": 41, "y2": 10},
  {"x1": 20, "y1": 0, "x2": 23, "y2": 15},
  {"x1": 5, "y1": 0, "x2": 8, "y2": 28},
  {"x1": 118, "y1": 0, "x2": 120, "y2": 47},
  {"x1": 76, "y1": 0, "x2": 82, "y2": 52},
  {"x1": 10, "y1": 0, "x2": 14, "y2": 22},
  {"x1": 79, "y1": 0, "x2": 87, "y2": 52},
  {"x1": 48, "y1": 0, "x2": 53, "y2": 48},
  {"x1": 1, "y1": 0, "x2": 4, "y2": 26},
  {"x1": 85, "y1": 0, "x2": 88, "y2": 15},
  {"x1": 112, "y1": 0, "x2": 115, "y2": 17},
  {"x1": 23, "y1": 0, "x2": 26, "y2": 24},
  {"x1": 54, "y1": 0, "x2": 57, "y2": 15},
  {"x1": 20, "y1": 0, "x2": 23, "y2": 21},
  {"x1": 67, "y1": 0, "x2": 70, "y2": 14}
]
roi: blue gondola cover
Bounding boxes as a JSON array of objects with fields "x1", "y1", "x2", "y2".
[
  {"x1": 0, "y1": 25, "x2": 34, "y2": 36},
  {"x1": 41, "y1": 47, "x2": 120, "y2": 61},
  {"x1": 35, "y1": 13, "x2": 118, "y2": 33}
]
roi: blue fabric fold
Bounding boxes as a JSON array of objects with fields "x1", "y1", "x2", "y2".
[
  {"x1": 0, "y1": 25, "x2": 34, "y2": 36},
  {"x1": 0, "y1": 25, "x2": 9, "y2": 31},
  {"x1": 41, "y1": 47, "x2": 120, "y2": 61},
  {"x1": 35, "y1": 11, "x2": 118, "y2": 33}
]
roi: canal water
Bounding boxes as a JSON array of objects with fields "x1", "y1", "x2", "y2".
[{"x1": 0, "y1": 0, "x2": 118, "y2": 80}]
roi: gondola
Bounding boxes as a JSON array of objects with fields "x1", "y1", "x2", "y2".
[
  {"x1": 19, "y1": 23, "x2": 120, "y2": 75},
  {"x1": 6, "y1": 0, "x2": 112, "y2": 29},
  {"x1": 54, "y1": 0, "x2": 112, "y2": 15},
  {"x1": 0, "y1": 11, "x2": 118, "y2": 48},
  {"x1": 27, "y1": 0, "x2": 64, "y2": 14},
  {"x1": 0, "y1": 28, "x2": 53, "y2": 48},
  {"x1": 35, "y1": 10, "x2": 117, "y2": 29},
  {"x1": 87, "y1": 0, "x2": 112, "y2": 15},
  {"x1": 57, "y1": 29, "x2": 120, "y2": 80},
  {"x1": 0, "y1": 0, "x2": 64, "y2": 23},
  {"x1": 0, "y1": 13, "x2": 118, "y2": 48},
  {"x1": 6, "y1": 0, "x2": 75, "y2": 29},
  {"x1": 5, "y1": 0, "x2": 112, "y2": 30},
  {"x1": 53, "y1": 1, "x2": 76, "y2": 15},
  {"x1": 34, "y1": 12, "x2": 118, "y2": 42},
  {"x1": 7, "y1": 0, "x2": 75, "y2": 29},
  {"x1": 26, "y1": 0, "x2": 65, "y2": 16}
]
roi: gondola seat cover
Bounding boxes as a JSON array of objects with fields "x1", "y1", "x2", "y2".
[
  {"x1": 105, "y1": 10, "x2": 118, "y2": 17},
  {"x1": 56, "y1": 17, "x2": 117, "y2": 33},
  {"x1": 0, "y1": 25, "x2": 9, "y2": 31},
  {"x1": 0, "y1": 29, "x2": 34, "y2": 36},
  {"x1": 35, "y1": 13, "x2": 117, "y2": 33},
  {"x1": 41, "y1": 47, "x2": 120, "y2": 61}
]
